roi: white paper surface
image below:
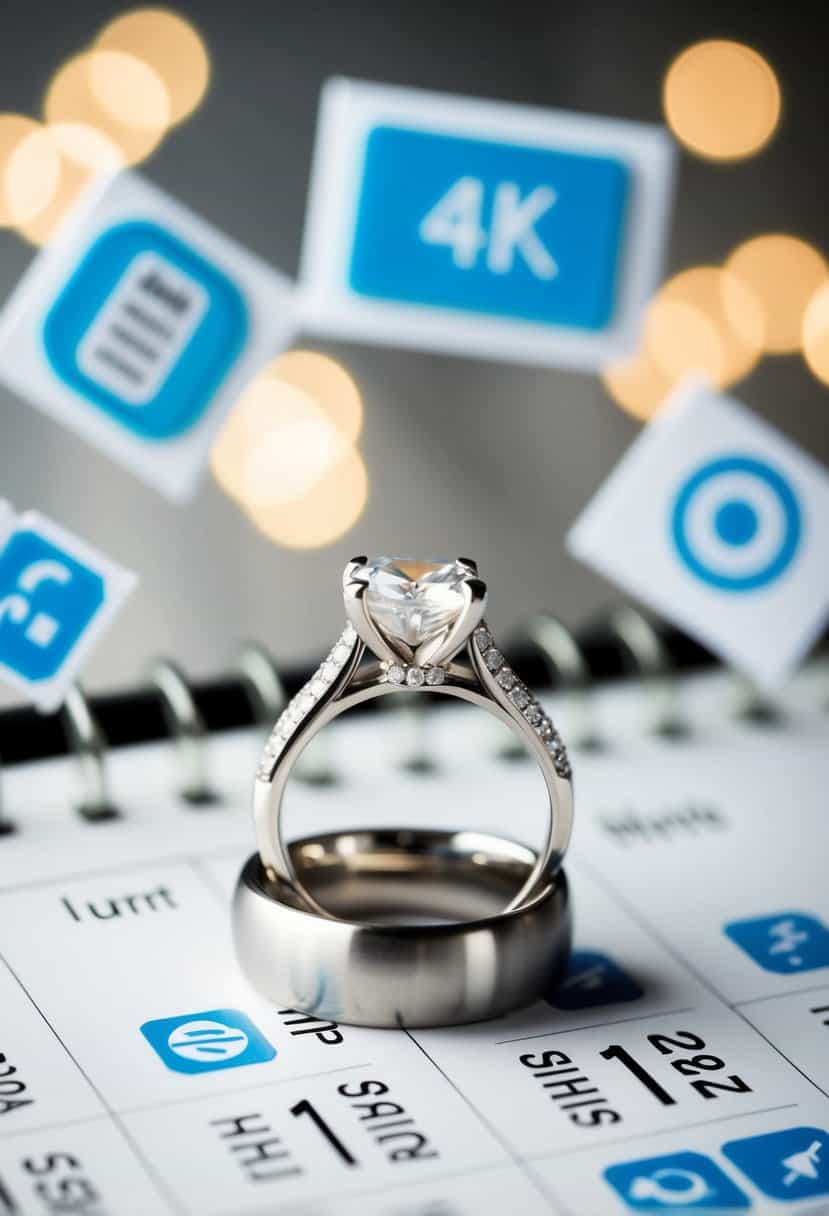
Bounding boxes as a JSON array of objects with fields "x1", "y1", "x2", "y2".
[{"x1": 0, "y1": 668, "x2": 827, "y2": 1214}]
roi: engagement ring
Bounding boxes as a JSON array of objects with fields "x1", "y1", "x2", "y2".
[{"x1": 253, "y1": 556, "x2": 574, "y2": 917}]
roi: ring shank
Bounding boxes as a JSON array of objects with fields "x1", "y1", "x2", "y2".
[{"x1": 254, "y1": 676, "x2": 573, "y2": 918}]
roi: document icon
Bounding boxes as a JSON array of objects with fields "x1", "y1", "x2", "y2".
[
  {"x1": 74, "y1": 249, "x2": 210, "y2": 410},
  {"x1": 0, "y1": 172, "x2": 295, "y2": 500},
  {"x1": 44, "y1": 222, "x2": 246, "y2": 440}
]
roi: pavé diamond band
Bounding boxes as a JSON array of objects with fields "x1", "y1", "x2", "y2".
[{"x1": 253, "y1": 556, "x2": 574, "y2": 918}]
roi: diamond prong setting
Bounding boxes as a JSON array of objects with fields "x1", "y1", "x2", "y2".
[{"x1": 347, "y1": 556, "x2": 486, "y2": 669}]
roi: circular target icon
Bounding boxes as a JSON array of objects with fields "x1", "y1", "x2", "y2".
[{"x1": 671, "y1": 455, "x2": 801, "y2": 591}]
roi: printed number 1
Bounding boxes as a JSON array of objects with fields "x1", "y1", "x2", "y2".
[
  {"x1": 600, "y1": 1033, "x2": 753, "y2": 1106},
  {"x1": 419, "y1": 178, "x2": 559, "y2": 279},
  {"x1": 600, "y1": 1044, "x2": 676, "y2": 1106},
  {"x1": 290, "y1": 1099, "x2": 358, "y2": 1166}
]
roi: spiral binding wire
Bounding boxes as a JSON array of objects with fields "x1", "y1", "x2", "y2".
[
  {"x1": 604, "y1": 605, "x2": 689, "y2": 739},
  {"x1": 146, "y1": 657, "x2": 218, "y2": 806},
  {"x1": 0, "y1": 755, "x2": 13, "y2": 837},
  {"x1": 61, "y1": 684, "x2": 119, "y2": 822},
  {"x1": 0, "y1": 611, "x2": 806, "y2": 836}
]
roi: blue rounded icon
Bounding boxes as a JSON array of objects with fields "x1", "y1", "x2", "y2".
[
  {"x1": 723, "y1": 1126, "x2": 829, "y2": 1201},
  {"x1": 605, "y1": 1150, "x2": 750, "y2": 1210},
  {"x1": 671, "y1": 455, "x2": 801, "y2": 592},
  {"x1": 140, "y1": 1008, "x2": 276, "y2": 1074},
  {"x1": 0, "y1": 529, "x2": 104, "y2": 682},
  {"x1": 43, "y1": 221, "x2": 249, "y2": 441}
]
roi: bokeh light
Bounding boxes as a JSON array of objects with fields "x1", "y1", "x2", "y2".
[
  {"x1": 14, "y1": 155, "x2": 93, "y2": 246},
  {"x1": 645, "y1": 266, "x2": 764, "y2": 386},
  {"x1": 47, "y1": 121, "x2": 124, "y2": 173},
  {"x1": 802, "y1": 281, "x2": 829, "y2": 387},
  {"x1": 261, "y1": 350, "x2": 364, "y2": 444},
  {"x1": 212, "y1": 353, "x2": 369, "y2": 549},
  {"x1": 725, "y1": 234, "x2": 828, "y2": 353},
  {"x1": 95, "y1": 10, "x2": 210, "y2": 125},
  {"x1": 663, "y1": 40, "x2": 781, "y2": 161},
  {"x1": 210, "y1": 388, "x2": 258, "y2": 504},
  {"x1": 44, "y1": 50, "x2": 171, "y2": 167},
  {"x1": 646, "y1": 295, "x2": 724, "y2": 384},
  {"x1": 242, "y1": 398, "x2": 348, "y2": 508},
  {"x1": 211, "y1": 377, "x2": 349, "y2": 509},
  {"x1": 601, "y1": 346, "x2": 675, "y2": 421},
  {"x1": 0, "y1": 114, "x2": 61, "y2": 226},
  {"x1": 246, "y1": 448, "x2": 369, "y2": 550}
]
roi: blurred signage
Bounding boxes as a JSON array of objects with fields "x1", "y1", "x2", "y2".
[
  {"x1": 299, "y1": 78, "x2": 676, "y2": 367},
  {"x1": 725, "y1": 912, "x2": 829, "y2": 975},
  {"x1": 604, "y1": 1149, "x2": 750, "y2": 1210},
  {"x1": 723, "y1": 1126, "x2": 829, "y2": 1202},
  {"x1": 567, "y1": 379, "x2": 829, "y2": 687},
  {"x1": 0, "y1": 173, "x2": 295, "y2": 501},
  {"x1": 0, "y1": 502, "x2": 135, "y2": 711},
  {"x1": 548, "y1": 950, "x2": 644, "y2": 1010}
]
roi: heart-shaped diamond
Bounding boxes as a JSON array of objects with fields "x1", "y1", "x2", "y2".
[{"x1": 358, "y1": 557, "x2": 469, "y2": 650}]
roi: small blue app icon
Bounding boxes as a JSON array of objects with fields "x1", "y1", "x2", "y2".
[
  {"x1": 605, "y1": 1151, "x2": 750, "y2": 1210},
  {"x1": 723, "y1": 1126, "x2": 829, "y2": 1201},
  {"x1": 548, "y1": 950, "x2": 644, "y2": 1010},
  {"x1": 0, "y1": 529, "x2": 103, "y2": 683},
  {"x1": 43, "y1": 221, "x2": 248, "y2": 440},
  {"x1": 671, "y1": 454, "x2": 801, "y2": 593},
  {"x1": 724, "y1": 911, "x2": 829, "y2": 974},
  {"x1": 349, "y1": 126, "x2": 630, "y2": 331},
  {"x1": 140, "y1": 1009, "x2": 276, "y2": 1075}
]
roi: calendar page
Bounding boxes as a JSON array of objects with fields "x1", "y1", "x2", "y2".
[{"x1": 0, "y1": 667, "x2": 827, "y2": 1215}]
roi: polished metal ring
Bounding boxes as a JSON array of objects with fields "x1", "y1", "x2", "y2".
[
  {"x1": 254, "y1": 557, "x2": 574, "y2": 916},
  {"x1": 233, "y1": 827, "x2": 571, "y2": 1028}
]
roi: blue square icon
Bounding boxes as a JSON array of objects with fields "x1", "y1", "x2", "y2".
[
  {"x1": 43, "y1": 221, "x2": 249, "y2": 440},
  {"x1": 548, "y1": 950, "x2": 644, "y2": 1010},
  {"x1": 723, "y1": 1126, "x2": 829, "y2": 1201},
  {"x1": 724, "y1": 911, "x2": 829, "y2": 974},
  {"x1": 0, "y1": 528, "x2": 104, "y2": 683},
  {"x1": 349, "y1": 126, "x2": 630, "y2": 331},
  {"x1": 140, "y1": 1009, "x2": 276, "y2": 1075},
  {"x1": 604, "y1": 1151, "x2": 750, "y2": 1210}
]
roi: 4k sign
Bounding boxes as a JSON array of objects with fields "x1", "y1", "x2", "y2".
[
  {"x1": 418, "y1": 178, "x2": 559, "y2": 279},
  {"x1": 300, "y1": 79, "x2": 676, "y2": 368}
]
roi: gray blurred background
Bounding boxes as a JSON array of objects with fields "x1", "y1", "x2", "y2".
[{"x1": 1, "y1": 0, "x2": 827, "y2": 703}]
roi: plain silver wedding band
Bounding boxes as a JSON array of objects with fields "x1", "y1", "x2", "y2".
[{"x1": 233, "y1": 827, "x2": 571, "y2": 1028}]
